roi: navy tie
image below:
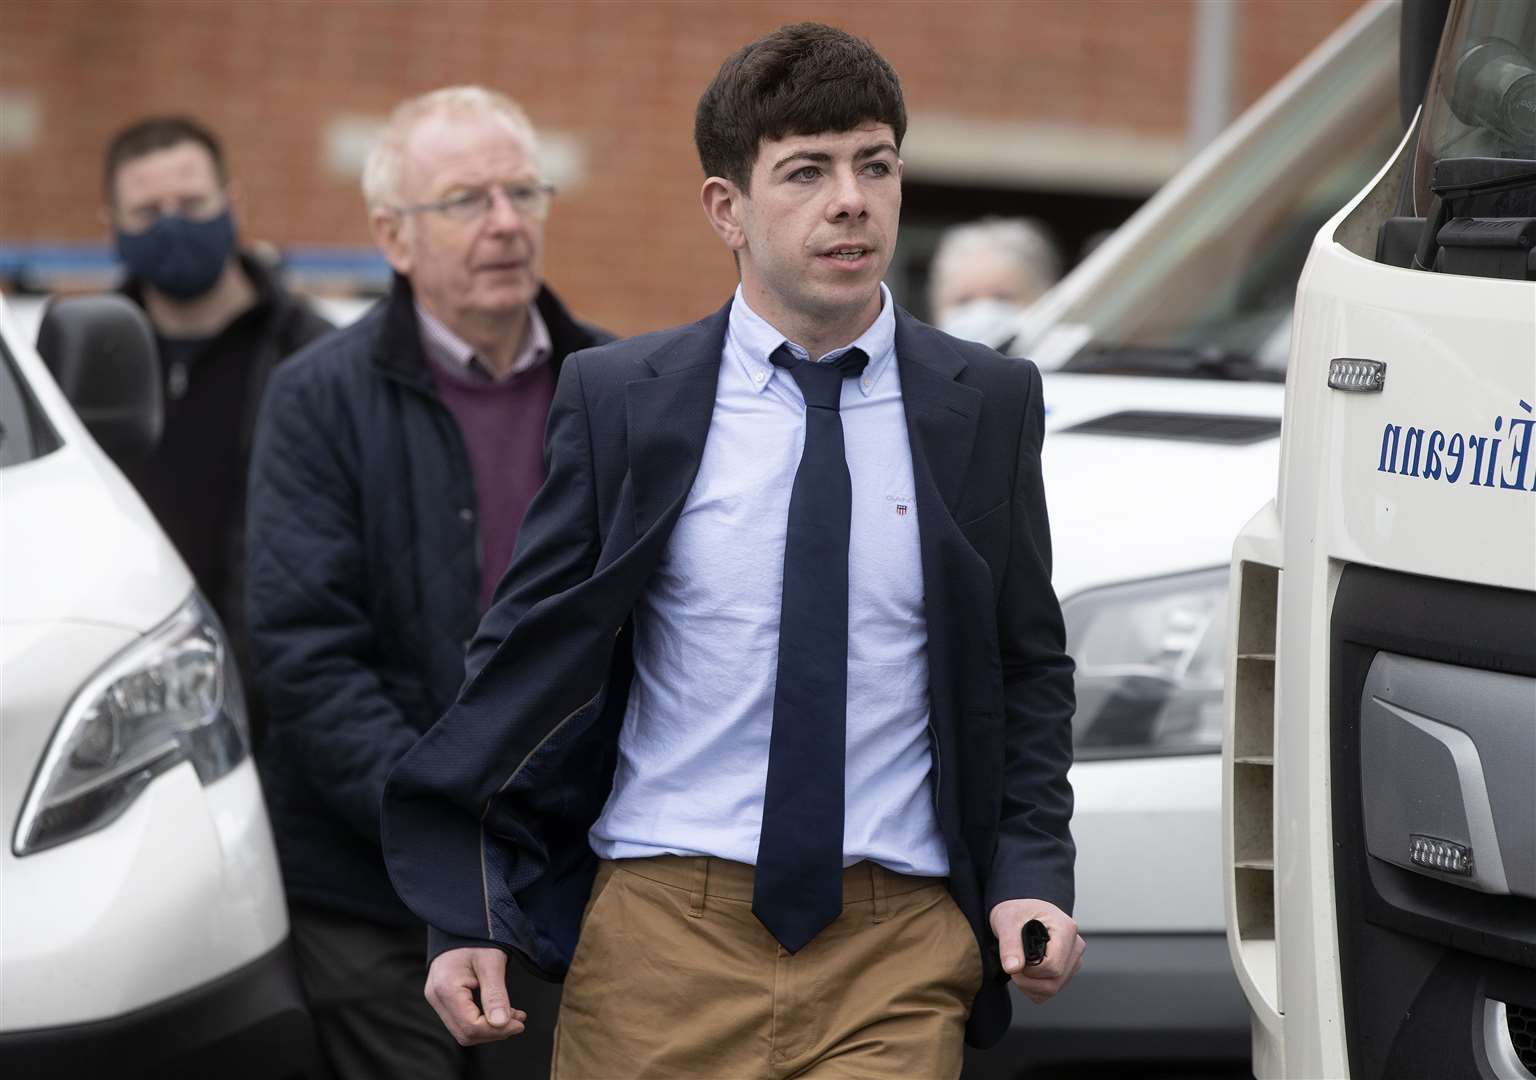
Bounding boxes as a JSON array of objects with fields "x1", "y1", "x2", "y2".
[{"x1": 753, "y1": 343, "x2": 870, "y2": 954}]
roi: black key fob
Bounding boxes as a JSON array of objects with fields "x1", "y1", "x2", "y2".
[{"x1": 1022, "y1": 918, "x2": 1050, "y2": 967}]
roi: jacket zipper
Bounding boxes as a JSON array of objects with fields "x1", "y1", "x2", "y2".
[{"x1": 385, "y1": 367, "x2": 483, "y2": 610}]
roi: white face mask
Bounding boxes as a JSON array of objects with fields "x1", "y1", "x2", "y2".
[{"x1": 937, "y1": 297, "x2": 1028, "y2": 351}]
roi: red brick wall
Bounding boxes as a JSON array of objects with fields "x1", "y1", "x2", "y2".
[{"x1": 1, "y1": 0, "x2": 1364, "y2": 334}]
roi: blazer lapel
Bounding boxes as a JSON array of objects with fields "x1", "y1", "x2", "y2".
[
  {"x1": 895, "y1": 310, "x2": 982, "y2": 521},
  {"x1": 626, "y1": 301, "x2": 732, "y2": 536}
]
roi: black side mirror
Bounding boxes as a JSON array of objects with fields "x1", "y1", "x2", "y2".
[{"x1": 36, "y1": 295, "x2": 162, "y2": 464}]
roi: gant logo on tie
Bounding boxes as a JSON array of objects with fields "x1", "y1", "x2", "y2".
[
  {"x1": 885, "y1": 494, "x2": 914, "y2": 517},
  {"x1": 896, "y1": 504, "x2": 908, "y2": 516}
]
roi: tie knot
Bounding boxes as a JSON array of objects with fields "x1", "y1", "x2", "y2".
[{"x1": 769, "y1": 344, "x2": 869, "y2": 410}]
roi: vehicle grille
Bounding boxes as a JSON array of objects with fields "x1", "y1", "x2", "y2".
[{"x1": 1509, "y1": 1003, "x2": 1536, "y2": 1073}]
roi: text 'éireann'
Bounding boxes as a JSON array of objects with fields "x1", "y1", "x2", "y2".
[{"x1": 1377, "y1": 400, "x2": 1536, "y2": 493}]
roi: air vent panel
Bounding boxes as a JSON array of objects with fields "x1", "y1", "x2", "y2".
[
  {"x1": 1060, "y1": 410, "x2": 1281, "y2": 445},
  {"x1": 1509, "y1": 1002, "x2": 1536, "y2": 1074}
]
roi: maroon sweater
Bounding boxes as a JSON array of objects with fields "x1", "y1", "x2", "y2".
[{"x1": 426, "y1": 358, "x2": 556, "y2": 612}]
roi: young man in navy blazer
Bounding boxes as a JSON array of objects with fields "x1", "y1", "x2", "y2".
[{"x1": 383, "y1": 23, "x2": 1083, "y2": 1077}]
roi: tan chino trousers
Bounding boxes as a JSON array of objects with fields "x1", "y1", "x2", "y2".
[{"x1": 551, "y1": 855, "x2": 984, "y2": 1079}]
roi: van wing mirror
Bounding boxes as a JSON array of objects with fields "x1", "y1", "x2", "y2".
[{"x1": 36, "y1": 295, "x2": 163, "y2": 464}]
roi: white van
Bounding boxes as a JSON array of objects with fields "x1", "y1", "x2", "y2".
[
  {"x1": 962, "y1": 3, "x2": 1406, "y2": 1074},
  {"x1": 0, "y1": 294, "x2": 317, "y2": 1077}
]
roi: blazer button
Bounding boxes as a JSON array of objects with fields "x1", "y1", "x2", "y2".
[{"x1": 459, "y1": 507, "x2": 475, "y2": 524}]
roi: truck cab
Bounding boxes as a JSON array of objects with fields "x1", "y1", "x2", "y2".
[{"x1": 1224, "y1": 1, "x2": 1536, "y2": 1076}]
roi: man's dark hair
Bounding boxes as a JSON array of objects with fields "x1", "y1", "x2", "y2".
[
  {"x1": 103, "y1": 115, "x2": 227, "y2": 202},
  {"x1": 695, "y1": 23, "x2": 906, "y2": 191}
]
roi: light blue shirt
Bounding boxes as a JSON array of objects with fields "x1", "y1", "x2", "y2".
[{"x1": 589, "y1": 286, "x2": 948, "y2": 877}]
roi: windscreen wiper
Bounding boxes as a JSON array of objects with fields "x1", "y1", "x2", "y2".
[{"x1": 1060, "y1": 343, "x2": 1284, "y2": 383}]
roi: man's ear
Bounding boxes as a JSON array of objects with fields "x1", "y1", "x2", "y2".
[
  {"x1": 370, "y1": 209, "x2": 413, "y2": 276},
  {"x1": 700, "y1": 176, "x2": 746, "y2": 252}
]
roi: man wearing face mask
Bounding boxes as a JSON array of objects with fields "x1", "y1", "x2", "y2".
[
  {"x1": 929, "y1": 217, "x2": 1061, "y2": 352},
  {"x1": 103, "y1": 115, "x2": 332, "y2": 708}
]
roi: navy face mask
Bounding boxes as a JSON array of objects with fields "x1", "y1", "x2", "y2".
[{"x1": 115, "y1": 209, "x2": 237, "y2": 300}]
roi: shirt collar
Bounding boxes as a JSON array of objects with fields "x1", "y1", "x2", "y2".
[
  {"x1": 726, "y1": 283, "x2": 896, "y2": 398},
  {"x1": 416, "y1": 301, "x2": 552, "y2": 381}
]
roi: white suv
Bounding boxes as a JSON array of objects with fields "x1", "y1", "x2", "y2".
[{"x1": 0, "y1": 294, "x2": 317, "y2": 1077}]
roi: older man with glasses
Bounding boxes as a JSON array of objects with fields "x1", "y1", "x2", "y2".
[{"x1": 244, "y1": 86, "x2": 610, "y2": 1080}]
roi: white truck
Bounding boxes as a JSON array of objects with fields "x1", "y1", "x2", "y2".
[
  {"x1": 964, "y1": 3, "x2": 1410, "y2": 1075},
  {"x1": 1223, "y1": 0, "x2": 1536, "y2": 1077}
]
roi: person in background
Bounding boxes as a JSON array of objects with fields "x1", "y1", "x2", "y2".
[
  {"x1": 929, "y1": 216, "x2": 1061, "y2": 349},
  {"x1": 243, "y1": 86, "x2": 609, "y2": 1079},
  {"x1": 103, "y1": 115, "x2": 332, "y2": 706},
  {"x1": 383, "y1": 26, "x2": 1082, "y2": 1079}
]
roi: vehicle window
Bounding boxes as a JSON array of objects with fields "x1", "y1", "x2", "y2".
[
  {"x1": 1412, "y1": 0, "x2": 1536, "y2": 218},
  {"x1": 1054, "y1": 25, "x2": 1402, "y2": 380},
  {"x1": 0, "y1": 339, "x2": 62, "y2": 469}
]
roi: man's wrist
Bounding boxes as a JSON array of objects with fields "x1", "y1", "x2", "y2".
[
  {"x1": 985, "y1": 873, "x2": 1074, "y2": 922},
  {"x1": 427, "y1": 925, "x2": 501, "y2": 965}
]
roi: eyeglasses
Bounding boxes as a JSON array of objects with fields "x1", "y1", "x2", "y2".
[{"x1": 393, "y1": 181, "x2": 556, "y2": 224}]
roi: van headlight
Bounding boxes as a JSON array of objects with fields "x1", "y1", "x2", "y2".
[
  {"x1": 1062, "y1": 567, "x2": 1227, "y2": 759},
  {"x1": 13, "y1": 594, "x2": 249, "y2": 855}
]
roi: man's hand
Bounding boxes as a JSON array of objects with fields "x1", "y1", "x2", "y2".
[
  {"x1": 989, "y1": 899, "x2": 1086, "y2": 1004},
  {"x1": 424, "y1": 946, "x2": 527, "y2": 1045}
]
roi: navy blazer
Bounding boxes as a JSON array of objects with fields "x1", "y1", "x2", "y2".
[{"x1": 381, "y1": 301, "x2": 1075, "y2": 1049}]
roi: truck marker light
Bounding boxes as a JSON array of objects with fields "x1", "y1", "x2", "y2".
[
  {"x1": 1409, "y1": 834, "x2": 1474, "y2": 876},
  {"x1": 1328, "y1": 358, "x2": 1386, "y2": 392}
]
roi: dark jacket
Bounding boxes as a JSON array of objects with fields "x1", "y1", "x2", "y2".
[
  {"x1": 246, "y1": 275, "x2": 611, "y2": 925},
  {"x1": 121, "y1": 253, "x2": 332, "y2": 695},
  {"x1": 380, "y1": 302, "x2": 1076, "y2": 1049}
]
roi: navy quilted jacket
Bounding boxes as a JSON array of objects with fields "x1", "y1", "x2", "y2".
[{"x1": 245, "y1": 275, "x2": 611, "y2": 924}]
